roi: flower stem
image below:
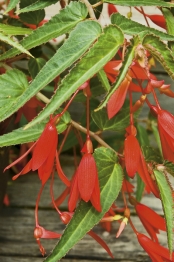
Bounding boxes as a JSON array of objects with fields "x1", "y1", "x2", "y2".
[
  {"x1": 35, "y1": 184, "x2": 45, "y2": 226},
  {"x1": 81, "y1": 0, "x2": 96, "y2": 19}
]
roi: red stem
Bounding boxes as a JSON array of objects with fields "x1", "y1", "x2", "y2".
[
  {"x1": 50, "y1": 169, "x2": 62, "y2": 215},
  {"x1": 128, "y1": 89, "x2": 134, "y2": 125},
  {"x1": 35, "y1": 184, "x2": 45, "y2": 226},
  {"x1": 86, "y1": 95, "x2": 90, "y2": 139},
  {"x1": 152, "y1": 88, "x2": 161, "y2": 110}
]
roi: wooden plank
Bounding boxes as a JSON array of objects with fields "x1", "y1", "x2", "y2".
[
  {"x1": 0, "y1": 207, "x2": 166, "y2": 261},
  {"x1": 0, "y1": 257, "x2": 142, "y2": 262}
]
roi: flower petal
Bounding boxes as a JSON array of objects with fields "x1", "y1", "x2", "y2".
[
  {"x1": 124, "y1": 135, "x2": 141, "y2": 178},
  {"x1": 68, "y1": 172, "x2": 79, "y2": 212},
  {"x1": 90, "y1": 174, "x2": 101, "y2": 212},
  {"x1": 107, "y1": 77, "x2": 131, "y2": 119},
  {"x1": 158, "y1": 110, "x2": 174, "y2": 140},
  {"x1": 136, "y1": 203, "x2": 166, "y2": 231},
  {"x1": 77, "y1": 153, "x2": 97, "y2": 202},
  {"x1": 32, "y1": 120, "x2": 58, "y2": 171}
]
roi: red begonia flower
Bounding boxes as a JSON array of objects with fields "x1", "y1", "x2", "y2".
[
  {"x1": 152, "y1": 107, "x2": 174, "y2": 162},
  {"x1": 107, "y1": 74, "x2": 132, "y2": 119},
  {"x1": 4, "y1": 115, "x2": 58, "y2": 185},
  {"x1": 130, "y1": 198, "x2": 166, "y2": 242},
  {"x1": 108, "y1": 4, "x2": 118, "y2": 16},
  {"x1": 146, "y1": 14, "x2": 166, "y2": 29},
  {"x1": 137, "y1": 150, "x2": 160, "y2": 198},
  {"x1": 137, "y1": 233, "x2": 174, "y2": 261},
  {"x1": 124, "y1": 134, "x2": 141, "y2": 178},
  {"x1": 34, "y1": 225, "x2": 61, "y2": 256},
  {"x1": 68, "y1": 139, "x2": 101, "y2": 212}
]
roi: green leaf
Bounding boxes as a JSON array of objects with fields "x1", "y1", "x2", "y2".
[
  {"x1": 162, "y1": 8, "x2": 174, "y2": 36},
  {"x1": 103, "y1": 0, "x2": 174, "y2": 7},
  {"x1": 0, "y1": 20, "x2": 102, "y2": 122},
  {"x1": 25, "y1": 25, "x2": 124, "y2": 128},
  {"x1": 0, "y1": 32, "x2": 32, "y2": 57},
  {"x1": 97, "y1": 69, "x2": 110, "y2": 92},
  {"x1": 92, "y1": 106, "x2": 135, "y2": 131},
  {"x1": 44, "y1": 147, "x2": 123, "y2": 262},
  {"x1": 142, "y1": 34, "x2": 174, "y2": 80},
  {"x1": 151, "y1": 120, "x2": 162, "y2": 155},
  {"x1": 141, "y1": 145, "x2": 162, "y2": 163},
  {"x1": 136, "y1": 124, "x2": 149, "y2": 146},
  {"x1": 0, "y1": 23, "x2": 32, "y2": 35},
  {"x1": 19, "y1": 0, "x2": 45, "y2": 25},
  {"x1": 0, "y1": 69, "x2": 29, "y2": 114},
  {"x1": 0, "y1": 2, "x2": 88, "y2": 61},
  {"x1": 0, "y1": 110, "x2": 70, "y2": 146},
  {"x1": 28, "y1": 57, "x2": 46, "y2": 78},
  {"x1": 17, "y1": 0, "x2": 58, "y2": 13},
  {"x1": 95, "y1": 36, "x2": 140, "y2": 111},
  {"x1": 161, "y1": 7, "x2": 174, "y2": 51},
  {"x1": 154, "y1": 170, "x2": 174, "y2": 253},
  {"x1": 111, "y1": 13, "x2": 174, "y2": 41},
  {"x1": 164, "y1": 160, "x2": 174, "y2": 177},
  {"x1": 136, "y1": 175, "x2": 145, "y2": 202},
  {"x1": 5, "y1": 0, "x2": 19, "y2": 13}
]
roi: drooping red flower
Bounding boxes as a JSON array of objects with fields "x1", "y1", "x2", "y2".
[
  {"x1": 68, "y1": 138, "x2": 101, "y2": 212},
  {"x1": 4, "y1": 115, "x2": 60, "y2": 185},
  {"x1": 152, "y1": 107, "x2": 174, "y2": 162},
  {"x1": 145, "y1": 14, "x2": 166, "y2": 29},
  {"x1": 108, "y1": 4, "x2": 118, "y2": 16},
  {"x1": 107, "y1": 74, "x2": 132, "y2": 119},
  {"x1": 137, "y1": 233, "x2": 174, "y2": 261},
  {"x1": 124, "y1": 125, "x2": 160, "y2": 198},
  {"x1": 124, "y1": 126, "x2": 141, "y2": 178},
  {"x1": 34, "y1": 225, "x2": 61, "y2": 256},
  {"x1": 130, "y1": 197, "x2": 166, "y2": 242}
]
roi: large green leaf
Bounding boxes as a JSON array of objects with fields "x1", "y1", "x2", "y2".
[
  {"x1": 0, "y1": 20, "x2": 102, "y2": 122},
  {"x1": 0, "y1": 1, "x2": 88, "y2": 61},
  {"x1": 142, "y1": 34, "x2": 174, "y2": 80},
  {"x1": 111, "y1": 13, "x2": 174, "y2": 41},
  {"x1": 0, "y1": 23, "x2": 32, "y2": 35},
  {"x1": 0, "y1": 32, "x2": 32, "y2": 57},
  {"x1": 0, "y1": 110, "x2": 70, "y2": 147},
  {"x1": 95, "y1": 36, "x2": 140, "y2": 111},
  {"x1": 25, "y1": 25, "x2": 124, "y2": 128},
  {"x1": 0, "y1": 69, "x2": 29, "y2": 114},
  {"x1": 154, "y1": 170, "x2": 174, "y2": 253},
  {"x1": 103, "y1": 0, "x2": 174, "y2": 7},
  {"x1": 5, "y1": 0, "x2": 19, "y2": 13},
  {"x1": 17, "y1": 0, "x2": 58, "y2": 13},
  {"x1": 44, "y1": 147, "x2": 123, "y2": 262},
  {"x1": 92, "y1": 106, "x2": 136, "y2": 131}
]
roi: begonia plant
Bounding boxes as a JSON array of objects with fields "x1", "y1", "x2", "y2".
[{"x1": 1, "y1": 0, "x2": 174, "y2": 261}]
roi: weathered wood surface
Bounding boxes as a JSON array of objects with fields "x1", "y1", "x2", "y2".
[{"x1": 0, "y1": 155, "x2": 167, "y2": 262}]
